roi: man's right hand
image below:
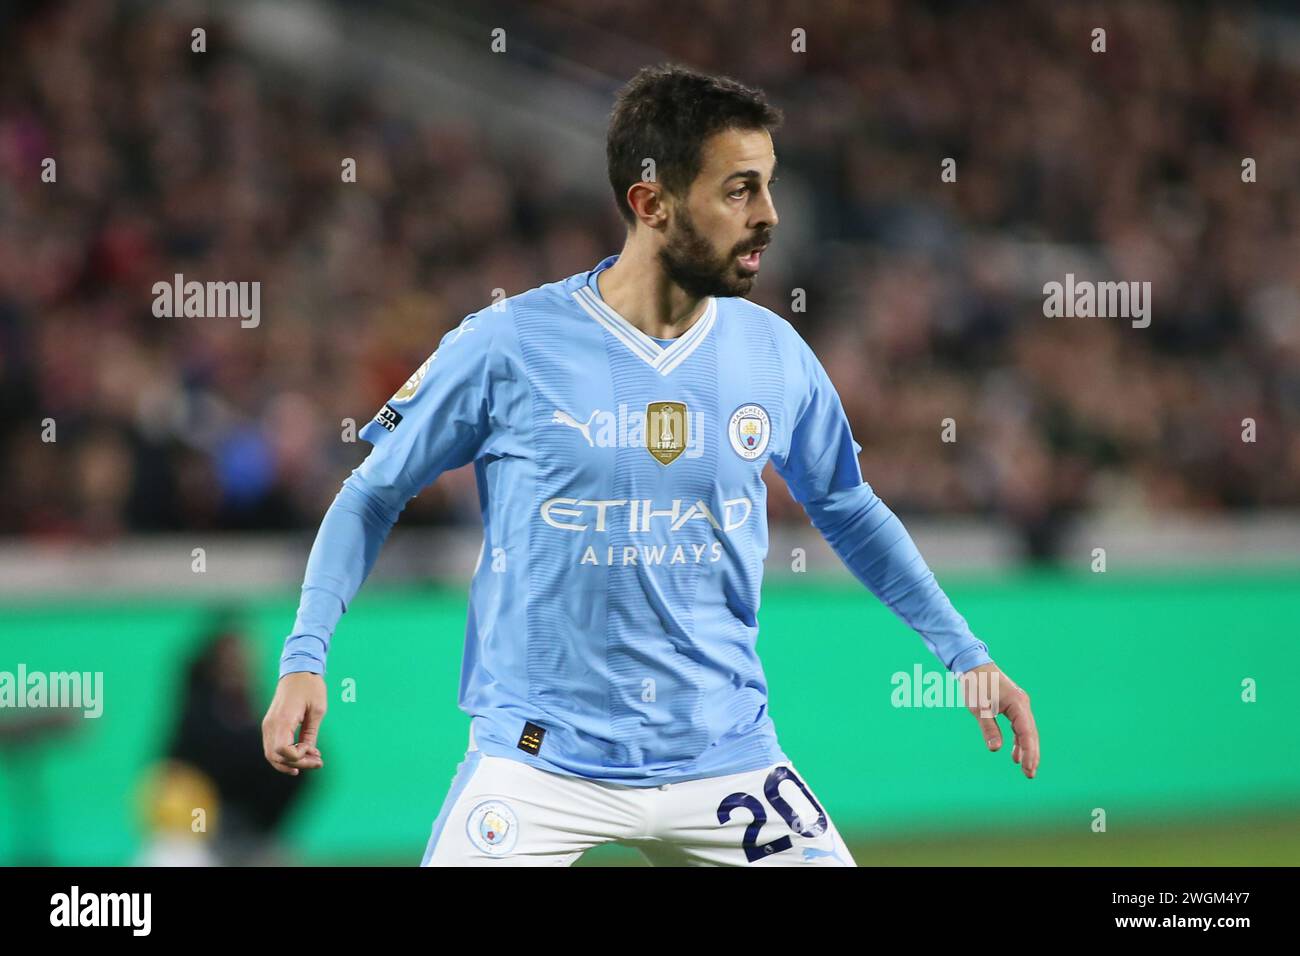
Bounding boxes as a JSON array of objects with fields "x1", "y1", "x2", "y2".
[{"x1": 262, "y1": 672, "x2": 327, "y2": 775}]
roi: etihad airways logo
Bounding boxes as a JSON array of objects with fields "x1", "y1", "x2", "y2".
[{"x1": 540, "y1": 496, "x2": 753, "y2": 533}]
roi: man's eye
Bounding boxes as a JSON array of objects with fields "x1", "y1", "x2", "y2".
[{"x1": 731, "y1": 178, "x2": 777, "y2": 199}]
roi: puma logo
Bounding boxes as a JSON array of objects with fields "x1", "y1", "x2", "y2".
[
  {"x1": 547, "y1": 405, "x2": 704, "y2": 458},
  {"x1": 802, "y1": 845, "x2": 848, "y2": 865},
  {"x1": 551, "y1": 408, "x2": 600, "y2": 446}
]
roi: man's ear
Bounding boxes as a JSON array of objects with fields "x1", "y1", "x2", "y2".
[{"x1": 627, "y1": 181, "x2": 669, "y2": 229}]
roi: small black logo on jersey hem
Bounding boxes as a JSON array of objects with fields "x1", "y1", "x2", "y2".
[{"x1": 517, "y1": 721, "x2": 546, "y2": 755}]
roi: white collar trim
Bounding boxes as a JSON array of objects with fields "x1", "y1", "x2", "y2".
[{"x1": 572, "y1": 284, "x2": 716, "y2": 376}]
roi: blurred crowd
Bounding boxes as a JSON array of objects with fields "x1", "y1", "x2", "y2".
[{"x1": 1, "y1": 0, "x2": 1297, "y2": 557}]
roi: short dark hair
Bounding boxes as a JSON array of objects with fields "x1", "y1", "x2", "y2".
[{"x1": 606, "y1": 64, "x2": 784, "y2": 227}]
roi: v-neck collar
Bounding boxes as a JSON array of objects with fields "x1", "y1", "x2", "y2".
[{"x1": 572, "y1": 255, "x2": 717, "y2": 376}]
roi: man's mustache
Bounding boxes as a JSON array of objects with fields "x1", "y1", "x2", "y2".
[{"x1": 737, "y1": 232, "x2": 773, "y2": 254}]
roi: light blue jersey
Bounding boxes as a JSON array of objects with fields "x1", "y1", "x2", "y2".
[{"x1": 281, "y1": 254, "x2": 991, "y2": 785}]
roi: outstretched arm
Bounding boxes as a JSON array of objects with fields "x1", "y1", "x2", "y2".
[
  {"x1": 279, "y1": 473, "x2": 405, "y2": 678},
  {"x1": 800, "y1": 482, "x2": 1039, "y2": 778},
  {"x1": 771, "y1": 318, "x2": 1040, "y2": 778},
  {"x1": 800, "y1": 480, "x2": 990, "y2": 672},
  {"x1": 263, "y1": 471, "x2": 404, "y2": 776},
  {"x1": 262, "y1": 308, "x2": 503, "y2": 776}
]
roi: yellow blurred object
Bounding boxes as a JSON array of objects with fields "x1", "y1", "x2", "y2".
[{"x1": 138, "y1": 760, "x2": 220, "y2": 838}]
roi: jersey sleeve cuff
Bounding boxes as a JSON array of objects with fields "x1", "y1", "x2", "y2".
[
  {"x1": 280, "y1": 636, "x2": 327, "y2": 678},
  {"x1": 949, "y1": 643, "x2": 994, "y2": 674}
]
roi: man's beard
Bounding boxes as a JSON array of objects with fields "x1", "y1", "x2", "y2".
[{"x1": 658, "y1": 207, "x2": 767, "y2": 299}]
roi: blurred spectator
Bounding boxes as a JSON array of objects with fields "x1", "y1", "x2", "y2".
[
  {"x1": 0, "y1": 0, "x2": 1296, "y2": 561},
  {"x1": 161, "y1": 609, "x2": 310, "y2": 865}
]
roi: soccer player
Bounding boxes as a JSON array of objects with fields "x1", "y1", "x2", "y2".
[{"x1": 262, "y1": 64, "x2": 1040, "y2": 866}]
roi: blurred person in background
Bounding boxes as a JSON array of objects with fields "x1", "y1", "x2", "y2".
[
  {"x1": 163, "y1": 609, "x2": 311, "y2": 865},
  {"x1": 0, "y1": 0, "x2": 1295, "y2": 560}
]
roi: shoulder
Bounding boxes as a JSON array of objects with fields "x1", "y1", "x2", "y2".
[
  {"x1": 438, "y1": 295, "x2": 523, "y2": 363},
  {"x1": 718, "y1": 297, "x2": 812, "y2": 354},
  {"x1": 500, "y1": 274, "x2": 575, "y2": 313},
  {"x1": 501, "y1": 266, "x2": 595, "y2": 320},
  {"x1": 461, "y1": 271, "x2": 592, "y2": 350}
]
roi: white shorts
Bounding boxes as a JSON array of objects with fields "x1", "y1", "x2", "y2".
[{"x1": 421, "y1": 734, "x2": 856, "y2": 867}]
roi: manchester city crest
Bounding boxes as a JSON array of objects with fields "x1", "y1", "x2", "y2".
[
  {"x1": 466, "y1": 799, "x2": 519, "y2": 855},
  {"x1": 728, "y1": 403, "x2": 771, "y2": 460}
]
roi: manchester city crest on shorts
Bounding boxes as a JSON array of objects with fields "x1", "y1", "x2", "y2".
[
  {"x1": 466, "y1": 799, "x2": 519, "y2": 856},
  {"x1": 646, "y1": 401, "x2": 688, "y2": 465},
  {"x1": 728, "y1": 403, "x2": 771, "y2": 460}
]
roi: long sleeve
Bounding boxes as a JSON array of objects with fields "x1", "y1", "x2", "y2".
[
  {"x1": 770, "y1": 319, "x2": 991, "y2": 673},
  {"x1": 278, "y1": 471, "x2": 405, "y2": 677},
  {"x1": 279, "y1": 309, "x2": 501, "y2": 677},
  {"x1": 795, "y1": 482, "x2": 991, "y2": 672}
]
